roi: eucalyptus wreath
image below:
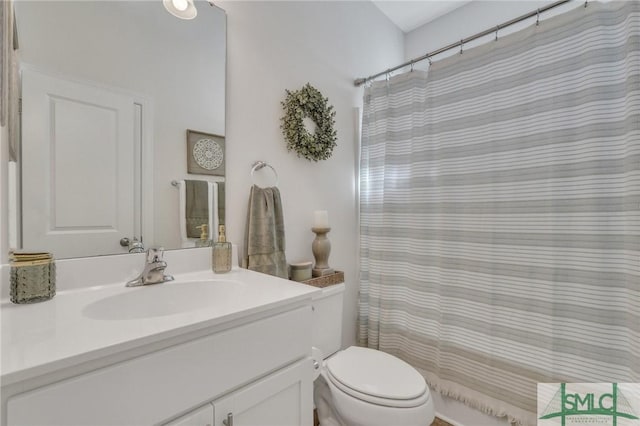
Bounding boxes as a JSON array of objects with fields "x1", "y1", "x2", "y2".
[{"x1": 280, "y1": 83, "x2": 337, "y2": 162}]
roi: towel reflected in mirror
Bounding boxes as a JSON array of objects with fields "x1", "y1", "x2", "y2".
[{"x1": 178, "y1": 179, "x2": 220, "y2": 248}]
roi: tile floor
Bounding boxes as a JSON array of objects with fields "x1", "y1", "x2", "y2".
[{"x1": 314, "y1": 411, "x2": 453, "y2": 426}]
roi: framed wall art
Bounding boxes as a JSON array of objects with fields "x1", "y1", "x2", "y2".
[{"x1": 186, "y1": 129, "x2": 225, "y2": 176}]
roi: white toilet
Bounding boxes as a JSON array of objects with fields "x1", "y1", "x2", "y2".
[{"x1": 311, "y1": 283, "x2": 435, "y2": 426}]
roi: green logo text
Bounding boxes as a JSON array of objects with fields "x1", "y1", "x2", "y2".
[{"x1": 539, "y1": 383, "x2": 639, "y2": 426}]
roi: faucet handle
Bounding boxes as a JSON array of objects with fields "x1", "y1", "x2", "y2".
[{"x1": 147, "y1": 247, "x2": 165, "y2": 263}]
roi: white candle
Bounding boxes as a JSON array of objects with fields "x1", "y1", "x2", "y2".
[{"x1": 313, "y1": 210, "x2": 329, "y2": 228}]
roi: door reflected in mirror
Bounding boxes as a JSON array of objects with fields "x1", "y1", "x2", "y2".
[{"x1": 8, "y1": 0, "x2": 226, "y2": 259}]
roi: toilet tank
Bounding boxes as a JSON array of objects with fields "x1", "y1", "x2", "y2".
[{"x1": 312, "y1": 282, "x2": 345, "y2": 358}]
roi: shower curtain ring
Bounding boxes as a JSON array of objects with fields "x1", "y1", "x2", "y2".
[
  {"x1": 536, "y1": 9, "x2": 540, "y2": 26},
  {"x1": 410, "y1": 61, "x2": 414, "y2": 72},
  {"x1": 495, "y1": 25, "x2": 499, "y2": 41},
  {"x1": 428, "y1": 56, "x2": 432, "y2": 67},
  {"x1": 460, "y1": 39, "x2": 464, "y2": 54},
  {"x1": 584, "y1": 0, "x2": 588, "y2": 7}
]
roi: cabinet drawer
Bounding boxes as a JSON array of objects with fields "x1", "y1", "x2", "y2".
[{"x1": 8, "y1": 306, "x2": 311, "y2": 425}]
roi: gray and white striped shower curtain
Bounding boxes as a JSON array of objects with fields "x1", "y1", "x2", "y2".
[{"x1": 358, "y1": 2, "x2": 639, "y2": 424}]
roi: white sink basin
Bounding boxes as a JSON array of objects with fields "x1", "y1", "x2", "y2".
[{"x1": 83, "y1": 280, "x2": 247, "y2": 320}]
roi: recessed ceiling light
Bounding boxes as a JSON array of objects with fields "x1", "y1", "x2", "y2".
[{"x1": 163, "y1": 0, "x2": 197, "y2": 20}]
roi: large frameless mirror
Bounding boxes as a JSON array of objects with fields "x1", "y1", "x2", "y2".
[{"x1": 8, "y1": 0, "x2": 226, "y2": 259}]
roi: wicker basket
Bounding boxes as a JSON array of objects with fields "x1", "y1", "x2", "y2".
[{"x1": 301, "y1": 271, "x2": 344, "y2": 288}]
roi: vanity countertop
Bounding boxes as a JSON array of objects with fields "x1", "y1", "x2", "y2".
[{"x1": 1, "y1": 267, "x2": 319, "y2": 387}]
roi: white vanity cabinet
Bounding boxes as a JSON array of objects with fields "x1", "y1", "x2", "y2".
[
  {"x1": 4, "y1": 305, "x2": 314, "y2": 426},
  {"x1": 212, "y1": 358, "x2": 311, "y2": 426},
  {"x1": 168, "y1": 357, "x2": 311, "y2": 426}
]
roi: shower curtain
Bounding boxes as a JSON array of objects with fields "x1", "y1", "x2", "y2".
[{"x1": 358, "y1": 2, "x2": 639, "y2": 425}]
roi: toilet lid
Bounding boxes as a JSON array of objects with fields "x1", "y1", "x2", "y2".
[{"x1": 326, "y1": 347, "x2": 426, "y2": 400}]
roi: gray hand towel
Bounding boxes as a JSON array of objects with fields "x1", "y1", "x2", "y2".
[
  {"x1": 243, "y1": 185, "x2": 288, "y2": 279},
  {"x1": 185, "y1": 180, "x2": 209, "y2": 238}
]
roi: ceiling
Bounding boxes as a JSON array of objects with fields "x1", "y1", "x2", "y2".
[{"x1": 372, "y1": 1, "x2": 473, "y2": 33}]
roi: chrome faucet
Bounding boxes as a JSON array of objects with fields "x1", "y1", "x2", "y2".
[{"x1": 126, "y1": 248, "x2": 174, "y2": 287}]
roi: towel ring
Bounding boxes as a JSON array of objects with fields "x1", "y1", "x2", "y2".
[{"x1": 251, "y1": 161, "x2": 279, "y2": 187}]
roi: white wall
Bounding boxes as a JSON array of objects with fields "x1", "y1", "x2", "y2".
[
  {"x1": 405, "y1": 0, "x2": 582, "y2": 67},
  {"x1": 403, "y1": 2, "x2": 583, "y2": 425},
  {"x1": 1, "y1": 126, "x2": 8, "y2": 264},
  {"x1": 220, "y1": 0, "x2": 404, "y2": 348}
]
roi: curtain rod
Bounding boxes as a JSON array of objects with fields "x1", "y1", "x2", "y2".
[{"x1": 354, "y1": 0, "x2": 575, "y2": 87}]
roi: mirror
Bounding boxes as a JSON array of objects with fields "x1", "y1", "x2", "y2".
[{"x1": 9, "y1": 0, "x2": 226, "y2": 259}]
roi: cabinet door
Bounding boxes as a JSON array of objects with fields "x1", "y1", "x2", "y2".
[
  {"x1": 164, "y1": 404, "x2": 214, "y2": 426},
  {"x1": 213, "y1": 358, "x2": 313, "y2": 426}
]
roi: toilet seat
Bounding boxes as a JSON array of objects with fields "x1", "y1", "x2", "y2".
[
  {"x1": 325, "y1": 369, "x2": 430, "y2": 408},
  {"x1": 325, "y1": 347, "x2": 429, "y2": 408}
]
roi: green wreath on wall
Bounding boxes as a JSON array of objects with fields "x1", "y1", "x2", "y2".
[{"x1": 280, "y1": 83, "x2": 337, "y2": 162}]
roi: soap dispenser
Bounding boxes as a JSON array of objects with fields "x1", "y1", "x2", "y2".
[
  {"x1": 195, "y1": 224, "x2": 213, "y2": 247},
  {"x1": 213, "y1": 225, "x2": 232, "y2": 273}
]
